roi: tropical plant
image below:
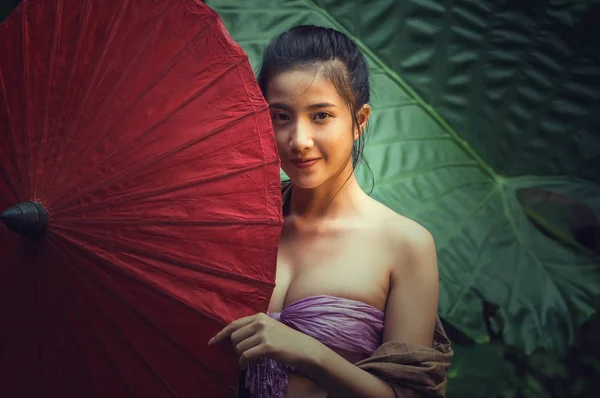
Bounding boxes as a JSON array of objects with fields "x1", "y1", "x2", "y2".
[{"x1": 204, "y1": 0, "x2": 600, "y2": 396}]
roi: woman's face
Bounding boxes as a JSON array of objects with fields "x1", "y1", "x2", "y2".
[{"x1": 265, "y1": 69, "x2": 357, "y2": 189}]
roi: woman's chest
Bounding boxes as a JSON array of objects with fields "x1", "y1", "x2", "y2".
[{"x1": 267, "y1": 226, "x2": 392, "y2": 313}]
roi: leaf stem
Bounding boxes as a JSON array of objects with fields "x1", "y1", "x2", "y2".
[{"x1": 522, "y1": 205, "x2": 599, "y2": 259}]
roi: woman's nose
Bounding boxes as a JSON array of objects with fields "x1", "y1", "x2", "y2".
[{"x1": 289, "y1": 122, "x2": 314, "y2": 149}]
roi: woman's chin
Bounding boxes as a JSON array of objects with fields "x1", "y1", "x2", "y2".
[{"x1": 286, "y1": 173, "x2": 323, "y2": 190}]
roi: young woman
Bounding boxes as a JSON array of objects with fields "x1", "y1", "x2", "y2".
[{"x1": 209, "y1": 25, "x2": 442, "y2": 398}]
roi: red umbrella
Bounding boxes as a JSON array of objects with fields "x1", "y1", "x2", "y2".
[{"x1": 0, "y1": 1, "x2": 282, "y2": 397}]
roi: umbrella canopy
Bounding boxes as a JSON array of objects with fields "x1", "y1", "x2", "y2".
[{"x1": 0, "y1": 0, "x2": 283, "y2": 397}]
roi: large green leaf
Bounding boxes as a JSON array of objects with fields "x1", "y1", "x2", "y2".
[
  {"x1": 207, "y1": 0, "x2": 600, "y2": 356},
  {"x1": 446, "y1": 343, "x2": 515, "y2": 398},
  {"x1": 0, "y1": 1, "x2": 19, "y2": 24}
]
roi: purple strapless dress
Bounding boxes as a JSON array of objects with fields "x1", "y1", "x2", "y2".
[{"x1": 245, "y1": 295, "x2": 385, "y2": 398}]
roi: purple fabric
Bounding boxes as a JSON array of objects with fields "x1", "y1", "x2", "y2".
[{"x1": 245, "y1": 295, "x2": 385, "y2": 398}]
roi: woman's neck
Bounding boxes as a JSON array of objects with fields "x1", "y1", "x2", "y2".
[{"x1": 290, "y1": 168, "x2": 366, "y2": 220}]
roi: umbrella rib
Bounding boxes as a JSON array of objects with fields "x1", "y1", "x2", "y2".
[
  {"x1": 41, "y1": 248, "x2": 71, "y2": 398},
  {"x1": 51, "y1": 230, "x2": 231, "y2": 387},
  {"x1": 49, "y1": 237, "x2": 138, "y2": 398},
  {"x1": 21, "y1": 5, "x2": 32, "y2": 199},
  {"x1": 48, "y1": 30, "x2": 244, "y2": 209},
  {"x1": 0, "y1": 251, "x2": 28, "y2": 378},
  {"x1": 51, "y1": 156, "x2": 278, "y2": 218},
  {"x1": 0, "y1": 63, "x2": 24, "y2": 201},
  {"x1": 51, "y1": 225, "x2": 276, "y2": 290},
  {"x1": 0, "y1": 157, "x2": 21, "y2": 204},
  {"x1": 33, "y1": 254, "x2": 43, "y2": 394},
  {"x1": 33, "y1": 0, "x2": 64, "y2": 199}
]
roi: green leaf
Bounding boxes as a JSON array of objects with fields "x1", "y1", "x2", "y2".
[
  {"x1": 0, "y1": 0, "x2": 20, "y2": 23},
  {"x1": 446, "y1": 343, "x2": 515, "y2": 398},
  {"x1": 207, "y1": 0, "x2": 600, "y2": 355},
  {"x1": 528, "y1": 348, "x2": 569, "y2": 379}
]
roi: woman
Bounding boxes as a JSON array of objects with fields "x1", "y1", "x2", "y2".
[{"x1": 209, "y1": 25, "x2": 446, "y2": 398}]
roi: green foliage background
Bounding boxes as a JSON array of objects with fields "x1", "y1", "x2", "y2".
[
  {"x1": 203, "y1": 1, "x2": 600, "y2": 396},
  {"x1": 3, "y1": 1, "x2": 600, "y2": 396}
]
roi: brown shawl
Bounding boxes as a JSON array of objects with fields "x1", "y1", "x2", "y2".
[{"x1": 354, "y1": 317, "x2": 453, "y2": 397}]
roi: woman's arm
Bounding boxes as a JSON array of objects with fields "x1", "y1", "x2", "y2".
[
  {"x1": 299, "y1": 225, "x2": 440, "y2": 398},
  {"x1": 299, "y1": 343, "x2": 415, "y2": 398}
]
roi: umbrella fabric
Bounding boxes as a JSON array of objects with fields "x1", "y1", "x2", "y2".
[{"x1": 0, "y1": 0, "x2": 283, "y2": 397}]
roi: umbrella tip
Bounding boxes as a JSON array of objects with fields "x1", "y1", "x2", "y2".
[{"x1": 1, "y1": 201, "x2": 48, "y2": 237}]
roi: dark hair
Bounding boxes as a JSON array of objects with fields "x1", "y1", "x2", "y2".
[{"x1": 257, "y1": 25, "x2": 374, "y2": 192}]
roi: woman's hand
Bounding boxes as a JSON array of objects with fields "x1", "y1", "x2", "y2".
[{"x1": 208, "y1": 313, "x2": 323, "y2": 371}]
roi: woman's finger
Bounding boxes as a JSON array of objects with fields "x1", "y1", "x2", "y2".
[
  {"x1": 229, "y1": 322, "x2": 261, "y2": 346},
  {"x1": 208, "y1": 315, "x2": 256, "y2": 345},
  {"x1": 234, "y1": 333, "x2": 263, "y2": 356},
  {"x1": 238, "y1": 345, "x2": 265, "y2": 371}
]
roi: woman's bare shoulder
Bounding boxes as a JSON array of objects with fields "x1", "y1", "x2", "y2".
[{"x1": 364, "y1": 196, "x2": 436, "y2": 259}]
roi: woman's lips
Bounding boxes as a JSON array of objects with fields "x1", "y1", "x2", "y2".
[{"x1": 290, "y1": 159, "x2": 319, "y2": 169}]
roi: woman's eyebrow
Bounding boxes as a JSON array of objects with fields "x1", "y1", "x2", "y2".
[
  {"x1": 268, "y1": 102, "x2": 338, "y2": 110},
  {"x1": 269, "y1": 103, "x2": 290, "y2": 110},
  {"x1": 307, "y1": 103, "x2": 337, "y2": 109}
]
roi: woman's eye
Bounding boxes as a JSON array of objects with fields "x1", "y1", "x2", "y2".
[
  {"x1": 314, "y1": 112, "x2": 329, "y2": 121},
  {"x1": 272, "y1": 113, "x2": 290, "y2": 121}
]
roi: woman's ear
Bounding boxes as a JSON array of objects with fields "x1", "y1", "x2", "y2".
[{"x1": 353, "y1": 104, "x2": 371, "y2": 140}]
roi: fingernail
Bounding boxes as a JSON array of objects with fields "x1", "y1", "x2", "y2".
[{"x1": 208, "y1": 338, "x2": 213, "y2": 345}]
